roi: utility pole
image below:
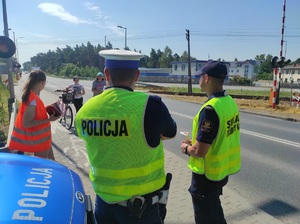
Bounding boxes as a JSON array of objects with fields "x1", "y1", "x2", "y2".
[
  {"x1": 2, "y1": 0, "x2": 15, "y2": 118},
  {"x1": 186, "y1": 29, "x2": 192, "y2": 94}
]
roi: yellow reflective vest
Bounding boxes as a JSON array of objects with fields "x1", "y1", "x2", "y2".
[
  {"x1": 76, "y1": 88, "x2": 166, "y2": 203},
  {"x1": 188, "y1": 95, "x2": 241, "y2": 181}
]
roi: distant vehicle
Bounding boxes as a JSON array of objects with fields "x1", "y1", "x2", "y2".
[{"x1": 0, "y1": 153, "x2": 95, "y2": 224}]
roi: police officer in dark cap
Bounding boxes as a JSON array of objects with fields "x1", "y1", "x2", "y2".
[
  {"x1": 181, "y1": 61, "x2": 241, "y2": 224},
  {"x1": 75, "y1": 49, "x2": 177, "y2": 224}
]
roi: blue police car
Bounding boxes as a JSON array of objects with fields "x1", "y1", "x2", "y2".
[{"x1": 0, "y1": 153, "x2": 94, "y2": 223}]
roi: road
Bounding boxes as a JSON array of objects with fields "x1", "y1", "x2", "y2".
[{"x1": 43, "y1": 76, "x2": 300, "y2": 224}]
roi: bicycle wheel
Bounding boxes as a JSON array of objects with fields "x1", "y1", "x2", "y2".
[{"x1": 64, "y1": 106, "x2": 73, "y2": 130}]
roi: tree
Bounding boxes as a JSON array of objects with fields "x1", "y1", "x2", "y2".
[
  {"x1": 292, "y1": 58, "x2": 300, "y2": 64},
  {"x1": 158, "y1": 46, "x2": 174, "y2": 68},
  {"x1": 255, "y1": 54, "x2": 266, "y2": 60},
  {"x1": 173, "y1": 53, "x2": 180, "y2": 61},
  {"x1": 147, "y1": 48, "x2": 159, "y2": 68},
  {"x1": 179, "y1": 51, "x2": 196, "y2": 61},
  {"x1": 180, "y1": 51, "x2": 189, "y2": 61},
  {"x1": 256, "y1": 54, "x2": 273, "y2": 80}
]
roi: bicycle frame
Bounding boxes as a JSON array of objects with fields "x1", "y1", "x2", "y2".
[
  {"x1": 55, "y1": 90, "x2": 74, "y2": 130},
  {"x1": 57, "y1": 96, "x2": 67, "y2": 116}
]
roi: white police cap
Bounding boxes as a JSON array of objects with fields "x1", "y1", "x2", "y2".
[{"x1": 99, "y1": 49, "x2": 144, "y2": 69}]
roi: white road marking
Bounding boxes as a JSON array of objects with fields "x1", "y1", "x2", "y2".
[{"x1": 171, "y1": 110, "x2": 300, "y2": 148}]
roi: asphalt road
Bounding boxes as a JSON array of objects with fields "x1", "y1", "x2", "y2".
[
  {"x1": 160, "y1": 98, "x2": 300, "y2": 224},
  {"x1": 43, "y1": 76, "x2": 300, "y2": 224}
]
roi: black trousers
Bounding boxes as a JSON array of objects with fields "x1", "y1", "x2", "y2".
[
  {"x1": 73, "y1": 97, "x2": 83, "y2": 113},
  {"x1": 190, "y1": 188, "x2": 227, "y2": 224},
  {"x1": 94, "y1": 195, "x2": 164, "y2": 224}
]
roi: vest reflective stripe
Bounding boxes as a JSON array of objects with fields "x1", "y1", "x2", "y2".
[
  {"x1": 76, "y1": 88, "x2": 165, "y2": 203},
  {"x1": 91, "y1": 158, "x2": 164, "y2": 179},
  {"x1": 188, "y1": 95, "x2": 241, "y2": 181},
  {"x1": 10, "y1": 133, "x2": 51, "y2": 145},
  {"x1": 12, "y1": 125, "x2": 51, "y2": 137},
  {"x1": 9, "y1": 91, "x2": 51, "y2": 152},
  {"x1": 92, "y1": 174, "x2": 165, "y2": 198}
]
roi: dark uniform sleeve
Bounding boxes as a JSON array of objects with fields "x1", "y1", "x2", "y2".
[
  {"x1": 196, "y1": 106, "x2": 219, "y2": 144},
  {"x1": 144, "y1": 95, "x2": 177, "y2": 148}
]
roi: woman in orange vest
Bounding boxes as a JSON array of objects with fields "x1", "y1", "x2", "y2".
[{"x1": 9, "y1": 70, "x2": 60, "y2": 160}]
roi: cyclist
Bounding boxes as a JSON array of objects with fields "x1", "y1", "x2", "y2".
[{"x1": 67, "y1": 76, "x2": 85, "y2": 113}]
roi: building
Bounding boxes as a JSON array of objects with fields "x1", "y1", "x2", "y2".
[
  {"x1": 227, "y1": 60, "x2": 261, "y2": 80},
  {"x1": 281, "y1": 64, "x2": 300, "y2": 84},
  {"x1": 170, "y1": 60, "x2": 208, "y2": 77},
  {"x1": 139, "y1": 68, "x2": 171, "y2": 77},
  {"x1": 138, "y1": 59, "x2": 263, "y2": 84},
  {"x1": 169, "y1": 59, "x2": 261, "y2": 80}
]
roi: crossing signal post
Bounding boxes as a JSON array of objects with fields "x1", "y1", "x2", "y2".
[
  {"x1": 276, "y1": 0, "x2": 287, "y2": 106},
  {"x1": 0, "y1": 36, "x2": 16, "y2": 118},
  {"x1": 186, "y1": 29, "x2": 192, "y2": 94},
  {"x1": 271, "y1": 56, "x2": 291, "y2": 108}
]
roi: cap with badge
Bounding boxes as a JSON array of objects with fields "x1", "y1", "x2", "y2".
[
  {"x1": 99, "y1": 49, "x2": 144, "y2": 69},
  {"x1": 195, "y1": 61, "x2": 228, "y2": 79}
]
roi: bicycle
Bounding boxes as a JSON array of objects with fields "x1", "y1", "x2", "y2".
[{"x1": 55, "y1": 89, "x2": 74, "y2": 130}]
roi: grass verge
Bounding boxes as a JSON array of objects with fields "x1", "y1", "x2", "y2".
[{"x1": 0, "y1": 84, "x2": 9, "y2": 144}]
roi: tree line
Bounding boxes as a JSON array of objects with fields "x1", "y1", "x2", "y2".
[{"x1": 20, "y1": 42, "x2": 196, "y2": 79}]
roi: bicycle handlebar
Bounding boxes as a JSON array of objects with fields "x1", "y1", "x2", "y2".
[
  {"x1": 55, "y1": 89, "x2": 67, "y2": 92},
  {"x1": 55, "y1": 89, "x2": 74, "y2": 93}
]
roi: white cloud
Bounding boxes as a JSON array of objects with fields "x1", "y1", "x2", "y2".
[
  {"x1": 83, "y1": 2, "x2": 110, "y2": 20},
  {"x1": 30, "y1": 33, "x2": 52, "y2": 39},
  {"x1": 84, "y1": 2, "x2": 99, "y2": 11},
  {"x1": 83, "y1": 2, "x2": 124, "y2": 36},
  {"x1": 38, "y1": 3, "x2": 95, "y2": 25}
]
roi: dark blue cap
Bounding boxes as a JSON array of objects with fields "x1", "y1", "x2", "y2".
[{"x1": 195, "y1": 61, "x2": 227, "y2": 79}]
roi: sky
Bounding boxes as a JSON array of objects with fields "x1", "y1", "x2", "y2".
[{"x1": 3, "y1": 0, "x2": 300, "y2": 65}]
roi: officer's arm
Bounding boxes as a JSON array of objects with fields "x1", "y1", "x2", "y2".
[
  {"x1": 181, "y1": 106, "x2": 218, "y2": 157},
  {"x1": 186, "y1": 141, "x2": 210, "y2": 158},
  {"x1": 160, "y1": 101, "x2": 177, "y2": 140}
]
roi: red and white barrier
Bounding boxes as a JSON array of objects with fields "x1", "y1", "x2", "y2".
[{"x1": 291, "y1": 90, "x2": 300, "y2": 108}]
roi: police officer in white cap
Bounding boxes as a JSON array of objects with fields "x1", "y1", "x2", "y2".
[{"x1": 75, "y1": 49, "x2": 177, "y2": 223}]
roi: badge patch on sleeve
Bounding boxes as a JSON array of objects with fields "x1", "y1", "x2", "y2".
[{"x1": 201, "y1": 119, "x2": 212, "y2": 133}]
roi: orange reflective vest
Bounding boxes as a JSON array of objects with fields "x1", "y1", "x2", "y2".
[{"x1": 9, "y1": 91, "x2": 52, "y2": 152}]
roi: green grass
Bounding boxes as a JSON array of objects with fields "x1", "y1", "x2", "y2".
[{"x1": 0, "y1": 84, "x2": 9, "y2": 143}]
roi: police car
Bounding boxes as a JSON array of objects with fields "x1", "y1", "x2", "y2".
[{"x1": 0, "y1": 153, "x2": 94, "y2": 224}]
